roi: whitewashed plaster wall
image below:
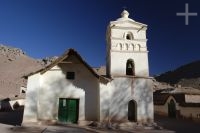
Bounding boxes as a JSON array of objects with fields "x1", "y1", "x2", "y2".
[
  {"x1": 100, "y1": 77, "x2": 153, "y2": 123},
  {"x1": 99, "y1": 82, "x2": 112, "y2": 121},
  {"x1": 23, "y1": 73, "x2": 41, "y2": 123},
  {"x1": 110, "y1": 52, "x2": 149, "y2": 76},
  {"x1": 37, "y1": 67, "x2": 85, "y2": 121},
  {"x1": 106, "y1": 11, "x2": 149, "y2": 77},
  {"x1": 111, "y1": 28, "x2": 146, "y2": 40},
  {"x1": 23, "y1": 55, "x2": 100, "y2": 123}
]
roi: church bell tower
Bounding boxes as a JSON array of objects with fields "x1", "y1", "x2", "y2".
[{"x1": 106, "y1": 10, "x2": 149, "y2": 78}]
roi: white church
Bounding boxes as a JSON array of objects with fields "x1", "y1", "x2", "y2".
[{"x1": 23, "y1": 10, "x2": 154, "y2": 125}]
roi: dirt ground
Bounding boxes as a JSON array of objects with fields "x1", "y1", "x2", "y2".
[
  {"x1": 155, "y1": 114, "x2": 200, "y2": 133},
  {"x1": 1, "y1": 109, "x2": 200, "y2": 133}
]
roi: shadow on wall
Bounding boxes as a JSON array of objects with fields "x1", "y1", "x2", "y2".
[
  {"x1": 110, "y1": 79, "x2": 130, "y2": 122},
  {"x1": 25, "y1": 78, "x2": 85, "y2": 122},
  {"x1": 100, "y1": 78, "x2": 153, "y2": 123},
  {"x1": 28, "y1": 89, "x2": 38, "y2": 113},
  {"x1": 135, "y1": 79, "x2": 153, "y2": 122},
  {"x1": 99, "y1": 79, "x2": 131, "y2": 122},
  {"x1": 37, "y1": 79, "x2": 76, "y2": 120},
  {"x1": 29, "y1": 62, "x2": 99, "y2": 121}
]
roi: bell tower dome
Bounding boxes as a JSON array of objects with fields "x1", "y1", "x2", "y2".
[{"x1": 106, "y1": 10, "x2": 149, "y2": 77}]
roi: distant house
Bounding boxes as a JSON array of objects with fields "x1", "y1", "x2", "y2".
[
  {"x1": 154, "y1": 87, "x2": 200, "y2": 121},
  {"x1": 23, "y1": 10, "x2": 154, "y2": 125}
]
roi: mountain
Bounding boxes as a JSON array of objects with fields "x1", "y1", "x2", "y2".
[
  {"x1": 0, "y1": 44, "x2": 50, "y2": 99},
  {"x1": 155, "y1": 60, "x2": 200, "y2": 89}
]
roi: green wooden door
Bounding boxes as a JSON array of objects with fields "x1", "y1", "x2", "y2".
[
  {"x1": 67, "y1": 99, "x2": 78, "y2": 123},
  {"x1": 58, "y1": 98, "x2": 79, "y2": 123},
  {"x1": 58, "y1": 98, "x2": 68, "y2": 122}
]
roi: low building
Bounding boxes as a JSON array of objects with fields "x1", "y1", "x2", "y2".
[{"x1": 154, "y1": 87, "x2": 200, "y2": 121}]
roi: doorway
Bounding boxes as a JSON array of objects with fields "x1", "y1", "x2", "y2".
[
  {"x1": 58, "y1": 98, "x2": 79, "y2": 123},
  {"x1": 168, "y1": 99, "x2": 176, "y2": 118},
  {"x1": 128, "y1": 100, "x2": 137, "y2": 122}
]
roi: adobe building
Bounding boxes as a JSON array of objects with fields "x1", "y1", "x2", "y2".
[{"x1": 23, "y1": 10, "x2": 154, "y2": 125}]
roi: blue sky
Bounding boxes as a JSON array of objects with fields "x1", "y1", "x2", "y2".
[{"x1": 0, "y1": 0, "x2": 199, "y2": 76}]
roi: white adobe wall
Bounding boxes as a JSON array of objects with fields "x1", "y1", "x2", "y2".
[
  {"x1": 23, "y1": 73, "x2": 41, "y2": 123},
  {"x1": 111, "y1": 28, "x2": 146, "y2": 40},
  {"x1": 100, "y1": 77, "x2": 153, "y2": 123},
  {"x1": 39, "y1": 56, "x2": 100, "y2": 121},
  {"x1": 37, "y1": 65, "x2": 86, "y2": 121},
  {"x1": 110, "y1": 52, "x2": 149, "y2": 76},
  {"x1": 99, "y1": 82, "x2": 112, "y2": 122},
  {"x1": 23, "y1": 55, "x2": 100, "y2": 123},
  {"x1": 107, "y1": 25, "x2": 149, "y2": 77},
  {"x1": 106, "y1": 11, "x2": 149, "y2": 77}
]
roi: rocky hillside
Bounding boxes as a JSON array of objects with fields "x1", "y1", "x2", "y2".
[
  {"x1": 155, "y1": 60, "x2": 200, "y2": 89},
  {"x1": 0, "y1": 44, "x2": 56, "y2": 99}
]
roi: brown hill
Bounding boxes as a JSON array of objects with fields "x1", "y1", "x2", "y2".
[
  {"x1": 155, "y1": 60, "x2": 200, "y2": 89},
  {"x1": 0, "y1": 44, "x2": 44, "y2": 99}
]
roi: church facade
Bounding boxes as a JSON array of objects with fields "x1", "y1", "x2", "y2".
[{"x1": 23, "y1": 10, "x2": 154, "y2": 125}]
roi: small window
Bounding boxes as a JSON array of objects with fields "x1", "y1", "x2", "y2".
[
  {"x1": 66, "y1": 72, "x2": 75, "y2": 80},
  {"x1": 124, "y1": 32, "x2": 133, "y2": 40},
  {"x1": 126, "y1": 34, "x2": 131, "y2": 40},
  {"x1": 21, "y1": 90, "x2": 26, "y2": 93}
]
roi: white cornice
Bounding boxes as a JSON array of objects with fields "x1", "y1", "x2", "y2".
[
  {"x1": 110, "y1": 20, "x2": 147, "y2": 27},
  {"x1": 110, "y1": 50, "x2": 149, "y2": 53},
  {"x1": 111, "y1": 37, "x2": 147, "y2": 42},
  {"x1": 112, "y1": 75, "x2": 153, "y2": 79},
  {"x1": 110, "y1": 26, "x2": 147, "y2": 31}
]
